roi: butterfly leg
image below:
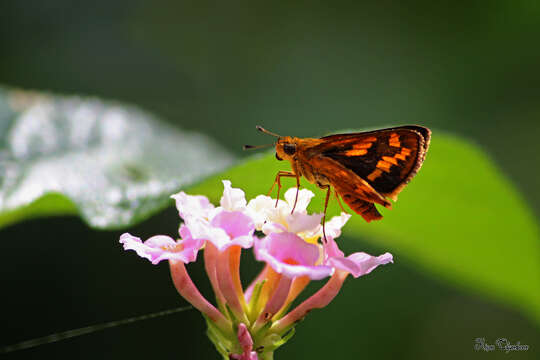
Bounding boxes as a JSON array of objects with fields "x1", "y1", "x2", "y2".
[
  {"x1": 290, "y1": 174, "x2": 301, "y2": 214},
  {"x1": 268, "y1": 171, "x2": 297, "y2": 207},
  {"x1": 321, "y1": 184, "x2": 332, "y2": 243},
  {"x1": 334, "y1": 190, "x2": 348, "y2": 213}
]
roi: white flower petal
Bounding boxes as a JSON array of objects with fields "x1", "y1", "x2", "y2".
[
  {"x1": 301, "y1": 223, "x2": 323, "y2": 239},
  {"x1": 220, "y1": 180, "x2": 247, "y2": 211},
  {"x1": 324, "y1": 212, "x2": 352, "y2": 239},
  {"x1": 286, "y1": 212, "x2": 324, "y2": 234},
  {"x1": 170, "y1": 191, "x2": 214, "y2": 220},
  {"x1": 246, "y1": 195, "x2": 275, "y2": 229},
  {"x1": 284, "y1": 188, "x2": 314, "y2": 213},
  {"x1": 264, "y1": 199, "x2": 288, "y2": 225},
  {"x1": 262, "y1": 222, "x2": 287, "y2": 235}
]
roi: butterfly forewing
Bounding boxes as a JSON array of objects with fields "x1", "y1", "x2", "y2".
[{"x1": 310, "y1": 126, "x2": 430, "y2": 200}]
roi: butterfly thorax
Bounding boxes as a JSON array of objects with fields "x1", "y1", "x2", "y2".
[{"x1": 275, "y1": 136, "x2": 329, "y2": 187}]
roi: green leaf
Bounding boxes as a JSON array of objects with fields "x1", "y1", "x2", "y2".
[
  {"x1": 189, "y1": 132, "x2": 540, "y2": 324},
  {"x1": 0, "y1": 88, "x2": 235, "y2": 229}
]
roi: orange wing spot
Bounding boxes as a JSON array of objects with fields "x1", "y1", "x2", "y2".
[
  {"x1": 352, "y1": 142, "x2": 373, "y2": 149},
  {"x1": 395, "y1": 153, "x2": 407, "y2": 160},
  {"x1": 401, "y1": 148, "x2": 411, "y2": 156},
  {"x1": 367, "y1": 168, "x2": 383, "y2": 181},
  {"x1": 376, "y1": 160, "x2": 393, "y2": 172},
  {"x1": 363, "y1": 136, "x2": 377, "y2": 142},
  {"x1": 382, "y1": 156, "x2": 399, "y2": 165},
  {"x1": 344, "y1": 149, "x2": 368, "y2": 156},
  {"x1": 389, "y1": 133, "x2": 400, "y2": 147}
]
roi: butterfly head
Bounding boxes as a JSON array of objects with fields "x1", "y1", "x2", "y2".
[
  {"x1": 244, "y1": 126, "x2": 299, "y2": 161},
  {"x1": 275, "y1": 136, "x2": 297, "y2": 161}
]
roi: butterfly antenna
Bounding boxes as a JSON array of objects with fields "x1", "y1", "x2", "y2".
[
  {"x1": 256, "y1": 125, "x2": 281, "y2": 137},
  {"x1": 243, "y1": 143, "x2": 274, "y2": 151}
]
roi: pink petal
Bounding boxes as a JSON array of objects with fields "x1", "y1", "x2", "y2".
[
  {"x1": 119, "y1": 230, "x2": 203, "y2": 265},
  {"x1": 323, "y1": 236, "x2": 345, "y2": 261},
  {"x1": 188, "y1": 217, "x2": 230, "y2": 245},
  {"x1": 254, "y1": 233, "x2": 333, "y2": 280},
  {"x1": 211, "y1": 211, "x2": 254, "y2": 239},
  {"x1": 265, "y1": 232, "x2": 320, "y2": 264},
  {"x1": 184, "y1": 211, "x2": 255, "y2": 252},
  {"x1": 120, "y1": 233, "x2": 174, "y2": 264},
  {"x1": 327, "y1": 252, "x2": 393, "y2": 278}
]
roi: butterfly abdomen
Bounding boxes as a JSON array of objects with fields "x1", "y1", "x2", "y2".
[{"x1": 339, "y1": 192, "x2": 383, "y2": 222}]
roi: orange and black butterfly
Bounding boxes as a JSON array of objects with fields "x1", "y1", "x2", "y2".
[{"x1": 244, "y1": 125, "x2": 431, "y2": 238}]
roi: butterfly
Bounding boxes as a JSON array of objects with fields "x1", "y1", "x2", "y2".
[{"x1": 244, "y1": 125, "x2": 431, "y2": 239}]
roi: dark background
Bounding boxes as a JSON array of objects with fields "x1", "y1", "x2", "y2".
[{"x1": 1, "y1": 1, "x2": 539, "y2": 359}]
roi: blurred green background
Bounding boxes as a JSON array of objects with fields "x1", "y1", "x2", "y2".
[{"x1": 1, "y1": 1, "x2": 539, "y2": 359}]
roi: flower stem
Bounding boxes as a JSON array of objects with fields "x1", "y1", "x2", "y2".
[
  {"x1": 253, "y1": 275, "x2": 291, "y2": 332},
  {"x1": 169, "y1": 260, "x2": 232, "y2": 335},
  {"x1": 272, "y1": 275, "x2": 310, "y2": 320},
  {"x1": 271, "y1": 270, "x2": 349, "y2": 334},
  {"x1": 204, "y1": 242, "x2": 227, "y2": 313},
  {"x1": 229, "y1": 245, "x2": 248, "y2": 312},
  {"x1": 216, "y1": 247, "x2": 249, "y2": 323}
]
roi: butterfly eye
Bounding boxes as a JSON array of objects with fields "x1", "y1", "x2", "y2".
[
  {"x1": 275, "y1": 153, "x2": 283, "y2": 161},
  {"x1": 283, "y1": 143, "x2": 296, "y2": 155}
]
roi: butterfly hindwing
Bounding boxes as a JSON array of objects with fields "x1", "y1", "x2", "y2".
[
  {"x1": 339, "y1": 195, "x2": 382, "y2": 222},
  {"x1": 306, "y1": 154, "x2": 392, "y2": 212}
]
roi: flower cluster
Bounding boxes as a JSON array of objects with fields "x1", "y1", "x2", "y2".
[{"x1": 120, "y1": 181, "x2": 392, "y2": 360}]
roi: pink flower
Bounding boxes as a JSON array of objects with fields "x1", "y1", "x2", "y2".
[
  {"x1": 120, "y1": 180, "x2": 394, "y2": 359},
  {"x1": 324, "y1": 236, "x2": 393, "y2": 278},
  {"x1": 189, "y1": 210, "x2": 255, "y2": 252},
  {"x1": 254, "y1": 232, "x2": 332, "y2": 280},
  {"x1": 171, "y1": 180, "x2": 255, "y2": 252},
  {"x1": 269, "y1": 237, "x2": 393, "y2": 333},
  {"x1": 119, "y1": 225, "x2": 203, "y2": 264}
]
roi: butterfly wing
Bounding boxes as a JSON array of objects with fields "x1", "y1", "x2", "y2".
[
  {"x1": 307, "y1": 125, "x2": 430, "y2": 201},
  {"x1": 305, "y1": 154, "x2": 390, "y2": 222}
]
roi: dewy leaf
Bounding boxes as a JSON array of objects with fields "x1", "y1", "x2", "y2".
[
  {"x1": 188, "y1": 132, "x2": 540, "y2": 325},
  {"x1": 0, "y1": 88, "x2": 235, "y2": 229}
]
